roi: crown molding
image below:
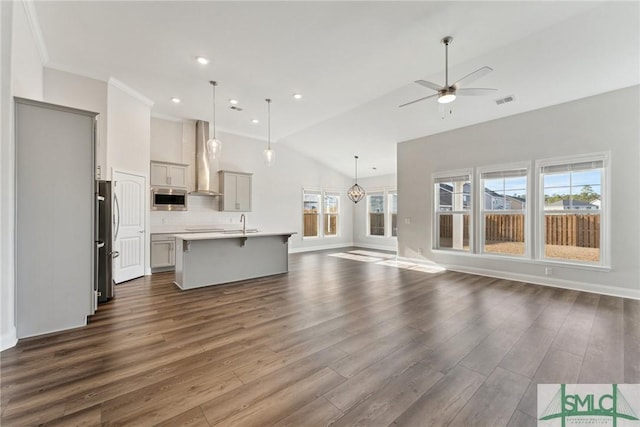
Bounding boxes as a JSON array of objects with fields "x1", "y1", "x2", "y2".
[
  {"x1": 108, "y1": 77, "x2": 154, "y2": 107},
  {"x1": 151, "y1": 112, "x2": 184, "y2": 122},
  {"x1": 21, "y1": 0, "x2": 49, "y2": 64},
  {"x1": 45, "y1": 62, "x2": 109, "y2": 84}
]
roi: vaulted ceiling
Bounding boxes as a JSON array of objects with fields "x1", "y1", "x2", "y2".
[{"x1": 33, "y1": 1, "x2": 639, "y2": 177}]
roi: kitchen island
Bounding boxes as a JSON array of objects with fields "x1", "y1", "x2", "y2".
[{"x1": 172, "y1": 231, "x2": 296, "y2": 290}]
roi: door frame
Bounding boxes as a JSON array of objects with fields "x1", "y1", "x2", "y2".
[{"x1": 112, "y1": 168, "x2": 150, "y2": 279}]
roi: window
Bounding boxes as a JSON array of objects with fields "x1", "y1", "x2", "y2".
[
  {"x1": 303, "y1": 190, "x2": 321, "y2": 238},
  {"x1": 367, "y1": 192, "x2": 385, "y2": 236},
  {"x1": 323, "y1": 192, "x2": 340, "y2": 236},
  {"x1": 480, "y1": 168, "x2": 528, "y2": 256},
  {"x1": 540, "y1": 158, "x2": 605, "y2": 264},
  {"x1": 434, "y1": 172, "x2": 471, "y2": 251},
  {"x1": 389, "y1": 191, "x2": 398, "y2": 237}
]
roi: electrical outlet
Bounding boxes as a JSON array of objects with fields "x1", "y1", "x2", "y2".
[
  {"x1": 418, "y1": 247, "x2": 423, "y2": 255},
  {"x1": 545, "y1": 267, "x2": 553, "y2": 276},
  {"x1": 405, "y1": 217, "x2": 411, "y2": 225}
]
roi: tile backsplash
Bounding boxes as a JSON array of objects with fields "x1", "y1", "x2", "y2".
[{"x1": 150, "y1": 194, "x2": 254, "y2": 228}]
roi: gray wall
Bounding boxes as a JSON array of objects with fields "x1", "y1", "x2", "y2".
[{"x1": 397, "y1": 86, "x2": 640, "y2": 298}]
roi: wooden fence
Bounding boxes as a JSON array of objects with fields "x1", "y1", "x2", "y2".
[
  {"x1": 439, "y1": 213, "x2": 600, "y2": 248},
  {"x1": 369, "y1": 213, "x2": 398, "y2": 236},
  {"x1": 439, "y1": 215, "x2": 470, "y2": 241},
  {"x1": 545, "y1": 214, "x2": 599, "y2": 248},
  {"x1": 304, "y1": 212, "x2": 318, "y2": 237},
  {"x1": 485, "y1": 214, "x2": 525, "y2": 242},
  {"x1": 303, "y1": 212, "x2": 338, "y2": 237}
]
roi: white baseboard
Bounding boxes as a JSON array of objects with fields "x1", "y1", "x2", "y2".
[
  {"x1": 437, "y1": 262, "x2": 640, "y2": 300},
  {"x1": 289, "y1": 242, "x2": 355, "y2": 254},
  {"x1": 1, "y1": 326, "x2": 18, "y2": 351}
]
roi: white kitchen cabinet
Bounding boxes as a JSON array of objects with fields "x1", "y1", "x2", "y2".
[
  {"x1": 151, "y1": 234, "x2": 176, "y2": 271},
  {"x1": 218, "y1": 170, "x2": 252, "y2": 212},
  {"x1": 150, "y1": 161, "x2": 188, "y2": 188}
]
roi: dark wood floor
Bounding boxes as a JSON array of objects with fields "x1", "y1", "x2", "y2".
[{"x1": 1, "y1": 248, "x2": 638, "y2": 426}]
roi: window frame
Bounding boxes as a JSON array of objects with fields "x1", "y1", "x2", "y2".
[
  {"x1": 477, "y1": 162, "x2": 531, "y2": 259},
  {"x1": 366, "y1": 191, "x2": 386, "y2": 237},
  {"x1": 323, "y1": 190, "x2": 340, "y2": 238},
  {"x1": 302, "y1": 188, "x2": 322, "y2": 239},
  {"x1": 433, "y1": 169, "x2": 473, "y2": 252},
  {"x1": 388, "y1": 190, "x2": 398, "y2": 238},
  {"x1": 535, "y1": 153, "x2": 610, "y2": 267}
]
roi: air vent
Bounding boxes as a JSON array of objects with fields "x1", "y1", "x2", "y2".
[
  {"x1": 495, "y1": 95, "x2": 515, "y2": 105},
  {"x1": 230, "y1": 105, "x2": 243, "y2": 111}
]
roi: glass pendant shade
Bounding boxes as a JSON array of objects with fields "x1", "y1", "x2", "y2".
[
  {"x1": 263, "y1": 147, "x2": 275, "y2": 166},
  {"x1": 264, "y1": 98, "x2": 275, "y2": 167},
  {"x1": 347, "y1": 155, "x2": 366, "y2": 203},
  {"x1": 206, "y1": 137, "x2": 222, "y2": 160},
  {"x1": 208, "y1": 80, "x2": 222, "y2": 159}
]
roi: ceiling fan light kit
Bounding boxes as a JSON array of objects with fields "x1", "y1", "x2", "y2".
[{"x1": 400, "y1": 36, "x2": 497, "y2": 108}]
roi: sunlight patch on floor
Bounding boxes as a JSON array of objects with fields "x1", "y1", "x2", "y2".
[{"x1": 328, "y1": 250, "x2": 446, "y2": 274}]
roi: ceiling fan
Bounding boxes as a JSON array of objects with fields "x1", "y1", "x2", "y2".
[{"x1": 400, "y1": 36, "x2": 497, "y2": 107}]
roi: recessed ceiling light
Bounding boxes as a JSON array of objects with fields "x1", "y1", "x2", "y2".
[
  {"x1": 251, "y1": 119, "x2": 259, "y2": 124},
  {"x1": 229, "y1": 99, "x2": 239, "y2": 105},
  {"x1": 293, "y1": 93, "x2": 303, "y2": 99},
  {"x1": 171, "y1": 97, "x2": 181, "y2": 104},
  {"x1": 196, "y1": 56, "x2": 209, "y2": 65}
]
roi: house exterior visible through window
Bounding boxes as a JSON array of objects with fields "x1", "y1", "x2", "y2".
[
  {"x1": 324, "y1": 193, "x2": 339, "y2": 236},
  {"x1": 480, "y1": 167, "x2": 528, "y2": 256},
  {"x1": 434, "y1": 172, "x2": 471, "y2": 251},
  {"x1": 540, "y1": 158, "x2": 605, "y2": 264},
  {"x1": 367, "y1": 192, "x2": 385, "y2": 236},
  {"x1": 303, "y1": 190, "x2": 321, "y2": 238}
]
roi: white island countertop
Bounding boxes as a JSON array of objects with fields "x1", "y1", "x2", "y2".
[{"x1": 172, "y1": 231, "x2": 296, "y2": 241}]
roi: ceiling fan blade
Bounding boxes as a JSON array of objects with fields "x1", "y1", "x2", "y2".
[
  {"x1": 456, "y1": 88, "x2": 498, "y2": 96},
  {"x1": 415, "y1": 80, "x2": 442, "y2": 92},
  {"x1": 399, "y1": 93, "x2": 439, "y2": 108},
  {"x1": 452, "y1": 66, "x2": 493, "y2": 89}
]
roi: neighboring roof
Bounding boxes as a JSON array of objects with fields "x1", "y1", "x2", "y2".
[{"x1": 545, "y1": 199, "x2": 599, "y2": 209}]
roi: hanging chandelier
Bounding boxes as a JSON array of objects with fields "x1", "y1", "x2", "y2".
[
  {"x1": 263, "y1": 98, "x2": 275, "y2": 166},
  {"x1": 347, "y1": 155, "x2": 366, "y2": 203},
  {"x1": 206, "y1": 80, "x2": 222, "y2": 159}
]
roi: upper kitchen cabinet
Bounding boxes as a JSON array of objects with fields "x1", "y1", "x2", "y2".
[
  {"x1": 151, "y1": 161, "x2": 188, "y2": 188},
  {"x1": 219, "y1": 170, "x2": 252, "y2": 212}
]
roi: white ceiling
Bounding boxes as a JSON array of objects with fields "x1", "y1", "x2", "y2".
[{"x1": 33, "y1": 1, "x2": 639, "y2": 178}]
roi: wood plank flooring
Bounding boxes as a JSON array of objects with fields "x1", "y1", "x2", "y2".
[{"x1": 1, "y1": 248, "x2": 638, "y2": 426}]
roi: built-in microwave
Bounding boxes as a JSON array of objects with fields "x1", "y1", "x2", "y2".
[{"x1": 151, "y1": 188, "x2": 188, "y2": 211}]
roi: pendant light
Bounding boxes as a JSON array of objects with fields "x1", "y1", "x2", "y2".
[
  {"x1": 207, "y1": 80, "x2": 222, "y2": 159},
  {"x1": 347, "y1": 155, "x2": 366, "y2": 203},
  {"x1": 263, "y1": 98, "x2": 275, "y2": 166}
]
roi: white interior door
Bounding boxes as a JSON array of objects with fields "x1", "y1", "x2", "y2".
[{"x1": 113, "y1": 171, "x2": 146, "y2": 283}]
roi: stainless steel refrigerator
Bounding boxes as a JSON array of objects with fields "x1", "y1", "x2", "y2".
[{"x1": 96, "y1": 181, "x2": 118, "y2": 302}]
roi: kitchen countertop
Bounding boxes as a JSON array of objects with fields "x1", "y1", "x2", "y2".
[
  {"x1": 173, "y1": 231, "x2": 296, "y2": 240},
  {"x1": 151, "y1": 224, "x2": 233, "y2": 234}
]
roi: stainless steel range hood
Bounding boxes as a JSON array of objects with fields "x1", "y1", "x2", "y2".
[{"x1": 191, "y1": 120, "x2": 221, "y2": 196}]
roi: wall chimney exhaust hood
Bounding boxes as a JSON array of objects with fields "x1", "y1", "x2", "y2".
[{"x1": 191, "y1": 120, "x2": 222, "y2": 196}]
